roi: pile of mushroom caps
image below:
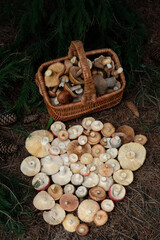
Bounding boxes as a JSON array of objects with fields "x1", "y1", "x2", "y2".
[
  {"x1": 44, "y1": 55, "x2": 123, "y2": 106},
  {"x1": 20, "y1": 118, "x2": 147, "y2": 236}
]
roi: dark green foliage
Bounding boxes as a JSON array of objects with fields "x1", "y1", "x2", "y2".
[
  {"x1": 0, "y1": 0, "x2": 146, "y2": 114},
  {"x1": 0, "y1": 172, "x2": 31, "y2": 238}
]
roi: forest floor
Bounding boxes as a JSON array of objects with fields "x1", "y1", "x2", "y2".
[{"x1": 0, "y1": 1, "x2": 160, "y2": 240}]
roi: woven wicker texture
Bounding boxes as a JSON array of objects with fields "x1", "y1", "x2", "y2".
[{"x1": 35, "y1": 41, "x2": 126, "y2": 121}]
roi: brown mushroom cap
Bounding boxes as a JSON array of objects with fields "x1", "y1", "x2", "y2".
[
  {"x1": 64, "y1": 59, "x2": 73, "y2": 74},
  {"x1": 58, "y1": 130, "x2": 69, "y2": 141},
  {"x1": 47, "y1": 184, "x2": 63, "y2": 200},
  {"x1": 64, "y1": 83, "x2": 78, "y2": 98},
  {"x1": 82, "y1": 117, "x2": 95, "y2": 130},
  {"x1": 91, "y1": 120, "x2": 104, "y2": 131},
  {"x1": 57, "y1": 90, "x2": 73, "y2": 104},
  {"x1": 69, "y1": 66, "x2": 84, "y2": 84},
  {"x1": 118, "y1": 142, "x2": 146, "y2": 171},
  {"x1": 116, "y1": 125, "x2": 135, "y2": 143},
  {"x1": 67, "y1": 140, "x2": 91, "y2": 159},
  {"x1": 89, "y1": 186, "x2": 107, "y2": 201},
  {"x1": 134, "y1": 134, "x2": 147, "y2": 145},
  {"x1": 25, "y1": 130, "x2": 53, "y2": 158},
  {"x1": 62, "y1": 214, "x2": 80, "y2": 232},
  {"x1": 91, "y1": 144, "x2": 106, "y2": 158},
  {"x1": 88, "y1": 131, "x2": 101, "y2": 145},
  {"x1": 101, "y1": 123, "x2": 115, "y2": 137},
  {"x1": 101, "y1": 199, "x2": 115, "y2": 212},
  {"x1": 80, "y1": 153, "x2": 93, "y2": 165},
  {"x1": 93, "y1": 210, "x2": 108, "y2": 226},
  {"x1": 43, "y1": 203, "x2": 66, "y2": 225},
  {"x1": 60, "y1": 193, "x2": 79, "y2": 212},
  {"x1": 98, "y1": 164, "x2": 114, "y2": 177},
  {"x1": 33, "y1": 191, "x2": 55, "y2": 210},
  {"x1": 68, "y1": 125, "x2": 83, "y2": 139},
  {"x1": 44, "y1": 62, "x2": 65, "y2": 87},
  {"x1": 20, "y1": 156, "x2": 41, "y2": 176},
  {"x1": 113, "y1": 169, "x2": 134, "y2": 186},
  {"x1": 78, "y1": 199, "x2": 100, "y2": 223},
  {"x1": 76, "y1": 223, "x2": 89, "y2": 236}
]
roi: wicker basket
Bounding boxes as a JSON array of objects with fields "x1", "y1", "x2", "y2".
[{"x1": 35, "y1": 41, "x2": 126, "y2": 121}]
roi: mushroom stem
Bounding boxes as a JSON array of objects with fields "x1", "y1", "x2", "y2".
[
  {"x1": 41, "y1": 137, "x2": 49, "y2": 145},
  {"x1": 68, "y1": 219, "x2": 74, "y2": 225},
  {"x1": 79, "y1": 227, "x2": 85, "y2": 233}
]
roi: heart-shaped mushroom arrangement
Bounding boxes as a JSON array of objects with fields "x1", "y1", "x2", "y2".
[
  {"x1": 20, "y1": 118, "x2": 147, "y2": 236},
  {"x1": 44, "y1": 55, "x2": 123, "y2": 105}
]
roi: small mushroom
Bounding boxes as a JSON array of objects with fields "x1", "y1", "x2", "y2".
[
  {"x1": 76, "y1": 223, "x2": 89, "y2": 236},
  {"x1": 113, "y1": 169, "x2": 134, "y2": 186},
  {"x1": 80, "y1": 153, "x2": 93, "y2": 165},
  {"x1": 88, "y1": 131, "x2": 101, "y2": 145},
  {"x1": 51, "y1": 138, "x2": 70, "y2": 154},
  {"x1": 69, "y1": 66, "x2": 84, "y2": 84},
  {"x1": 106, "y1": 148, "x2": 118, "y2": 159},
  {"x1": 116, "y1": 125, "x2": 135, "y2": 144},
  {"x1": 71, "y1": 173, "x2": 83, "y2": 185},
  {"x1": 112, "y1": 67, "x2": 123, "y2": 78},
  {"x1": 50, "y1": 121, "x2": 66, "y2": 137},
  {"x1": 50, "y1": 96, "x2": 60, "y2": 105},
  {"x1": 64, "y1": 184, "x2": 75, "y2": 194},
  {"x1": 80, "y1": 166, "x2": 90, "y2": 176},
  {"x1": 60, "y1": 193, "x2": 79, "y2": 212},
  {"x1": 49, "y1": 146, "x2": 60, "y2": 155},
  {"x1": 106, "y1": 159, "x2": 120, "y2": 172},
  {"x1": 70, "y1": 162, "x2": 84, "y2": 174},
  {"x1": 108, "y1": 184, "x2": 126, "y2": 201},
  {"x1": 101, "y1": 199, "x2": 114, "y2": 212},
  {"x1": 75, "y1": 186, "x2": 88, "y2": 198},
  {"x1": 57, "y1": 90, "x2": 73, "y2": 104},
  {"x1": 78, "y1": 135, "x2": 88, "y2": 145},
  {"x1": 93, "y1": 74, "x2": 108, "y2": 96},
  {"x1": 62, "y1": 214, "x2": 80, "y2": 232},
  {"x1": 91, "y1": 144, "x2": 105, "y2": 158},
  {"x1": 43, "y1": 203, "x2": 66, "y2": 225},
  {"x1": 32, "y1": 172, "x2": 50, "y2": 191},
  {"x1": 47, "y1": 184, "x2": 63, "y2": 200},
  {"x1": 134, "y1": 134, "x2": 147, "y2": 145},
  {"x1": 113, "y1": 80, "x2": 121, "y2": 90},
  {"x1": 70, "y1": 56, "x2": 78, "y2": 65},
  {"x1": 82, "y1": 117, "x2": 95, "y2": 130},
  {"x1": 110, "y1": 136, "x2": 122, "y2": 148},
  {"x1": 20, "y1": 156, "x2": 41, "y2": 176},
  {"x1": 68, "y1": 125, "x2": 83, "y2": 139},
  {"x1": 77, "y1": 58, "x2": 92, "y2": 76},
  {"x1": 51, "y1": 166, "x2": 72, "y2": 185},
  {"x1": 91, "y1": 120, "x2": 103, "y2": 132},
  {"x1": 98, "y1": 164, "x2": 114, "y2": 177},
  {"x1": 99, "y1": 153, "x2": 111, "y2": 163},
  {"x1": 48, "y1": 87, "x2": 58, "y2": 98},
  {"x1": 87, "y1": 158, "x2": 102, "y2": 173},
  {"x1": 82, "y1": 172, "x2": 99, "y2": 188},
  {"x1": 44, "y1": 62, "x2": 65, "y2": 87},
  {"x1": 69, "y1": 153, "x2": 78, "y2": 163},
  {"x1": 101, "y1": 123, "x2": 115, "y2": 138},
  {"x1": 93, "y1": 55, "x2": 106, "y2": 69},
  {"x1": 64, "y1": 60, "x2": 73, "y2": 74},
  {"x1": 104, "y1": 77, "x2": 116, "y2": 88},
  {"x1": 59, "y1": 75, "x2": 69, "y2": 87},
  {"x1": 98, "y1": 175, "x2": 114, "y2": 191},
  {"x1": 67, "y1": 140, "x2": 91, "y2": 159},
  {"x1": 103, "y1": 137, "x2": 112, "y2": 148},
  {"x1": 77, "y1": 199, "x2": 100, "y2": 223},
  {"x1": 89, "y1": 186, "x2": 107, "y2": 201},
  {"x1": 118, "y1": 142, "x2": 146, "y2": 171},
  {"x1": 93, "y1": 210, "x2": 108, "y2": 226},
  {"x1": 33, "y1": 191, "x2": 55, "y2": 210},
  {"x1": 58, "y1": 130, "x2": 69, "y2": 141}
]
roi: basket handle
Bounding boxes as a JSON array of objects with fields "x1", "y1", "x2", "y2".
[{"x1": 68, "y1": 41, "x2": 97, "y2": 104}]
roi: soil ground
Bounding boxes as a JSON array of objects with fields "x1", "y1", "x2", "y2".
[{"x1": 0, "y1": 1, "x2": 160, "y2": 240}]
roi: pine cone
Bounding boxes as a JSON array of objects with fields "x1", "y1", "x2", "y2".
[
  {"x1": 0, "y1": 113, "x2": 17, "y2": 126},
  {"x1": 23, "y1": 114, "x2": 39, "y2": 124},
  {"x1": 0, "y1": 137, "x2": 18, "y2": 154}
]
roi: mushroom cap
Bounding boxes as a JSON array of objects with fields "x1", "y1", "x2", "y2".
[
  {"x1": 67, "y1": 140, "x2": 91, "y2": 159},
  {"x1": 64, "y1": 60, "x2": 73, "y2": 74},
  {"x1": 57, "y1": 90, "x2": 73, "y2": 104},
  {"x1": 91, "y1": 144, "x2": 105, "y2": 157},
  {"x1": 50, "y1": 121, "x2": 66, "y2": 136},
  {"x1": 71, "y1": 173, "x2": 83, "y2": 185},
  {"x1": 64, "y1": 184, "x2": 75, "y2": 194},
  {"x1": 88, "y1": 131, "x2": 101, "y2": 145},
  {"x1": 32, "y1": 172, "x2": 50, "y2": 191},
  {"x1": 80, "y1": 153, "x2": 93, "y2": 165},
  {"x1": 43, "y1": 203, "x2": 66, "y2": 225},
  {"x1": 58, "y1": 130, "x2": 69, "y2": 141},
  {"x1": 82, "y1": 117, "x2": 95, "y2": 130},
  {"x1": 68, "y1": 125, "x2": 83, "y2": 139},
  {"x1": 98, "y1": 164, "x2": 114, "y2": 177},
  {"x1": 78, "y1": 199, "x2": 100, "y2": 223},
  {"x1": 20, "y1": 156, "x2": 41, "y2": 176},
  {"x1": 78, "y1": 135, "x2": 88, "y2": 145},
  {"x1": 76, "y1": 223, "x2": 89, "y2": 236},
  {"x1": 87, "y1": 158, "x2": 102, "y2": 173},
  {"x1": 33, "y1": 191, "x2": 55, "y2": 210},
  {"x1": 91, "y1": 120, "x2": 104, "y2": 131},
  {"x1": 49, "y1": 145, "x2": 60, "y2": 155},
  {"x1": 51, "y1": 137, "x2": 70, "y2": 155},
  {"x1": 116, "y1": 125, "x2": 135, "y2": 144},
  {"x1": 106, "y1": 159, "x2": 120, "y2": 172},
  {"x1": 60, "y1": 153, "x2": 69, "y2": 166},
  {"x1": 47, "y1": 184, "x2": 63, "y2": 200},
  {"x1": 113, "y1": 169, "x2": 134, "y2": 186},
  {"x1": 25, "y1": 130, "x2": 53, "y2": 158},
  {"x1": 106, "y1": 148, "x2": 118, "y2": 159},
  {"x1": 60, "y1": 194, "x2": 79, "y2": 212},
  {"x1": 75, "y1": 186, "x2": 88, "y2": 198},
  {"x1": 41, "y1": 155, "x2": 63, "y2": 175},
  {"x1": 69, "y1": 66, "x2": 84, "y2": 84},
  {"x1": 118, "y1": 142, "x2": 146, "y2": 171},
  {"x1": 51, "y1": 166, "x2": 72, "y2": 185},
  {"x1": 70, "y1": 162, "x2": 84, "y2": 174},
  {"x1": 64, "y1": 83, "x2": 78, "y2": 98},
  {"x1": 103, "y1": 137, "x2": 112, "y2": 149},
  {"x1": 62, "y1": 214, "x2": 80, "y2": 232},
  {"x1": 44, "y1": 63, "x2": 64, "y2": 87},
  {"x1": 98, "y1": 175, "x2": 114, "y2": 191},
  {"x1": 89, "y1": 186, "x2": 107, "y2": 201},
  {"x1": 101, "y1": 123, "x2": 115, "y2": 138},
  {"x1": 82, "y1": 172, "x2": 99, "y2": 188},
  {"x1": 69, "y1": 153, "x2": 78, "y2": 163},
  {"x1": 134, "y1": 134, "x2": 147, "y2": 145},
  {"x1": 93, "y1": 210, "x2": 108, "y2": 226},
  {"x1": 80, "y1": 166, "x2": 90, "y2": 176},
  {"x1": 108, "y1": 184, "x2": 126, "y2": 201},
  {"x1": 99, "y1": 153, "x2": 111, "y2": 162},
  {"x1": 78, "y1": 58, "x2": 92, "y2": 69},
  {"x1": 110, "y1": 136, "x2": 121, "y2": 148},
  {"x1": 101, "y1": 199, "x2": 115, "y2": 212}
]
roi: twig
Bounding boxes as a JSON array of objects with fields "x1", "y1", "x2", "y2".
[{"x1": 107, "y1": 226, "x2": 135, "y2": 240}]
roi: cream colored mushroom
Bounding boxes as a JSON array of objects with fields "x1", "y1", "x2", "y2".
[
  {"x1": 50, "y1": 121, "x2": 66, "y2": 136},
  {"x1": 64, "y1": 184, "x2": 75, "y2": 194},
  {"x1": 101, "y1": 199, "x2": 115, "y2": 212},
  {"x1": 113, "y1": 169, "x2": 134, "y2": 186},
  {"x1": 77, "y1": 199, "x2": 100, "y2": 223},
  {"x1": 82, "y1": 117, "x2": 95, "y2": 130},
  {"x1": 33, "y1": 191, "x2": 55, "y2": 210},
  {"x1": 118, "y1": 142, "x2": 146, "y2": 171},
  {"x1": 51, "y1": 166, "x2": 72, "y2": 185},
  {"x1": 32, "y1": 172, "x2": 50, "y2": 191},
  {"x1": 80, "y1": 166, "x2": 90, "y2": 176},
  {"x1": 41, "y1": 155, "x2": 63, "y2": 175},
  {"x1": 70, "y1": 162, "x2": 84, "y2": 174},
  {"x1": 68, "y1": 125, "x2": 83, "y2": 139},
  {"x1": 25, "y1": 130, "x2": 53, "y2": 158},
  {"x1": 60, "y1": 153, "x2": 70, "y2": 166},
  {"x1": 69, "y1": 153, "x2": 78, "y2": 163},
  {"x1": 106, "y1": 159, "x2": 120, "y2": 172},
  {"x1": 91, "y1": 120, "x2": 103, "y2": 131},
  {"x1": 106, "y1": 148, "x2": 118, "y2": 159},
  {"x1": 101, "y1": 123, "x2": 115, "y2": 138},
  {"x1": 51, "y1": 137, "x2": 70, "y2": 154},
  {"x1": 108, "y1": 184, "x2": 126, "y2": 201},
  {"x1": 110, "y1": 136, "x2": 121, "y2": 148},
  {"x1": 75, "y1": 186, "x2": 88, "y2": 198},
  {"x1": 43, "y1": 203, "x2": 66, "y2": 225},
  {"x1": 99, "y1": 153, "x2": 111, "y2": 162},
  {"x1": 80, "y1": 153, "x2": 93, "y2": 165},
  {"x1": 47, "y1": 184, "x2": 63, "y2": 200},
  {"x1": 82, "y1": 172, "x2": 99, "y2": 188},
  {"x1": 78, "y1": 135, "x2": 88, "y2": 145},
  {"x1": 71, "y1": 174, "x2": 83, "y2": 186},
  {"x1": 98, "y1": 175, "x2": 114, "y2": 191},
  {"x1": 20, "y1": 156, "x2": 41, "y2": 176},
  {"x1": 49, "y1": 145, "x2": 60, "y2": 155},
  {"x1": 62, "y1": 214, "x2": 80, "y2": 232}
]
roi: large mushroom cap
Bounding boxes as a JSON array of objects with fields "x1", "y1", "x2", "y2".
[
  {"x1": 33, "y1": 191, "x2": 55, "y2": 210},
  {"x1": 60, "y1": 193, "x2": 79, "y2": 212},
  {"x1": 93, "y1": 210, "x2": 108, "y2": 226},
  {"x1": 47, "y1": 184, "x2": 63, "y2": 200},
  {"x1": 78, "y1": 199, "x2": 100, "y2": 223},
  {"x1": 20, "y1": 156, "x2": 41, "y2": 176},
  {"x1": 41, "y1": 155, "x2": 63, "y2": 175},
  {"x1": 116, "y1": 125, "x2": 135, "y2": 143},
  {"x1": 113, "y1": 169, "x2": 134, "y2": 186},
  {"x1": 108, "y1": 184, "x2": 126, "y2": 201},
  {"x1": 43, "y1": 203, "x2": 66, "y2": 225},
  {"x1": 68, "y1": 125, "x2": 83, "y2": 139},
  {"x1": 44, "y1": 62, "x2": 65, "y2": 87},
  {"x1": 67, "y1": 140, "x2": 91, "y2": 159},
  {"x1": 82, "y1": 172, "x2": 99, "y2": 188},
  {"x1": 101, "y1": 123, "x2": 115, "y2": 137},
  {"x1": 25, "y1": 130, "x2": 53, "y2": 158},
  {"x1": 118, "y1": 142, "x2": 146, "y2": 171},
  {"x1": 51, "y1": 166, "x2": 72, "y2": 186},
  {"x1": 62, "y1": 214, "x2": 80, "y2": 232}
]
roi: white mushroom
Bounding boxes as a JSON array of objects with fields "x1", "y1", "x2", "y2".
[
  {"x1": 64, "y1": 184, "x2": 75, "y2": 194},
  {"x1": 91, "y1": 120, "x2": 103, "y2": 131},
  {"x1": 49, "y1": 146, "x2": 60, "y2": 155},
  {"x1": 60, "y1": 153, "x2": 70, "y2": 166},
  {"x1": 51, "y1": 166, "x2": 72, "y2": 185},
  {"x1": 106, "y1": 148, "x2": 118, "y2": 159},
  {"x1": 20, "y1": 156, "x2": 41, "y2": 176},
  {"x1": 33, "y1": 191, "x2": 55, "y2": 210},
  {"x1": 71, "y1": 174, "x2": 83, "y2": 186},
  {"x1": 50, "y1": 121, "x2": 66, "y2": 136},
  {"x1": 110, "y1": 136, "x2": 121, "y2": 148},
  {"x1": 41, "y1": 155, "x2": 63, "y2": 175},
  {"x1": 75, "y1": 186, "x2": 88, "y2": 198},
  {"x1": 78, "y1": 135, "x2": 88, "y2": 145},
  {"x1": 51, "y1": 138, "x2": 70, "y2": 154},
  {"x1": 70, "y1": 162, "x2": 84, "y2": 174},
  {"x1": 101, "y1": 199, "x2": 115, "y2": 212},
  {"x1": 99, "y1": 153, "x2": 111, "y2": 162},
  {"x1": 108, "y1": 184, "x2": 126, "y2": 201},
  {"x1": 43, "y1": 203, "x2": 66, "y2": 225},
  {"x1": 98, "y1": 175, "x2": 114, "y2": 191},
  {"x1": 69, "y1": 153, "x2": 78, "y2": 163},
  {"x1": 32, "y1": 172, "x2": 50, "y2": 191},
  {"x1": 82, "y1": 172, "x2": 99, "y2": 188},
  {"x1": 68, "y1": 125, "x2": 83, "y2": 139}
]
